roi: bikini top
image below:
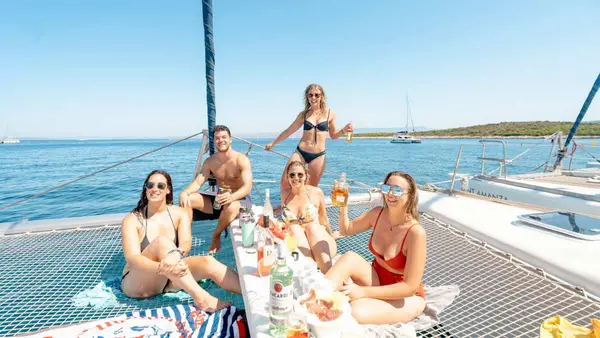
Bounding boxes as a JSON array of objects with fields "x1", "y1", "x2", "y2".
[
  {"x1": 139, "y1": 206, "x2": 178, "y2": 252},
  {"x1": 368, "y1": 208, "x2": 416, "y2": 271},
  {"x1": 281, "y1": 188, "x2": 319, "y2": 225},
  {"x1": 303, "y1": 109, "x2": 330, "y2": 144}
]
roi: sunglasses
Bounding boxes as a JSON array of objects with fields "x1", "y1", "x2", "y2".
[
  {"x1": 288, "y1": 172, "x2": 305, "y2": 179},
  {"x1": 380, "y1": 184, "x2": 404, "y2": 196},
  {"x1": 145, "y1": 181, "x2": 167, "y2": 190},
  {"x1": 308, "y1": 93, "x2": 321, "y2": 98}
]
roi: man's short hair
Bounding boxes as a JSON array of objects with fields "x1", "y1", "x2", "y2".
[{"x1": 213, "y1": 125, "x2": 231, "y2": 137}]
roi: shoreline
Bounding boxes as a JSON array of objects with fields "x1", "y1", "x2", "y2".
[{"x1": 354, "y1": 135, "x2": 600, "y2": 140}]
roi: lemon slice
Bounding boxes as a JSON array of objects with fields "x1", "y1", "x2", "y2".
[{"x1": 329, "y1": 291, "x2": 349, "y2": 310}]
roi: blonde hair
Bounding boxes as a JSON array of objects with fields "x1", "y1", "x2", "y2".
[
  {"x1": 303, "y1": 84, "x2": 327, "y2": 116},
  {"x1": 383, "y1": 171, "x2": 420, "y2": 222}
]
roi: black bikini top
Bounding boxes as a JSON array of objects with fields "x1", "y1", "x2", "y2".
[{"x1": 303, "y1": 109, "x2": 330, "y2": 144}]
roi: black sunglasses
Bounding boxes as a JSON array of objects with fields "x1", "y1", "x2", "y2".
[
  {"x1": 289, "y1": 172, "x2": 305, "y2": 179},
  {"x1": 308, "y1": 93, "x2": 321, "y2": 98},
  {"x1": 145, "y1": 181, "x2": 167, "y2": 190}
]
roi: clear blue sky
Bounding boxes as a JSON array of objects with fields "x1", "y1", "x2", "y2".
[{"x1": 1, "y1": 0, "x2": 599, "y2": 138}]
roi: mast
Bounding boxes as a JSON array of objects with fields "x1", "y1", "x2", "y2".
[
  {"x1": 202, "y1": 0, "x2": 217, "y2": 155},
  {"x1": 405, "y1": 93, "x2": 409, "y2": 132},
  {"x1": 406, "y1": 93, "x2": 416, "y2": 133},
  {"x1": 552, "y1": 73, "x2": 600, "y2": 171}
]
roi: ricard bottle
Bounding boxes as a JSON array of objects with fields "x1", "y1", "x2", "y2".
[
  {"x1": 268, "y1": 241, "x2": 293, "y2": 337},
  {"x1": 331, "y1": 172, "x2": 350, "y2": 207}
]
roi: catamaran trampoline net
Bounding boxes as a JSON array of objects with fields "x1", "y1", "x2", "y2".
[
  {"x1": 329, "y1": 200, "x2": 600, "y2": 337},
  {"x1": 0, "y1": 199, "x2": 598, "y2": 337},
  {"x1": 0, "y1": 220, "x2": 243, "y2": 337}
]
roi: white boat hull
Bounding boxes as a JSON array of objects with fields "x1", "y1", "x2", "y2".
[
  {"x1": 390, "y1": 138, "x2": 412, "y2": 143},
  {"x1": 390, "y1": 137, "x2": 421, "y2": 144},
  {"x1": 459, "y1": 176, "x2": 600, "y2": 217}
]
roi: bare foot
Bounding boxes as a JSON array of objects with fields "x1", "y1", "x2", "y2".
[
  {"x1": 194, "y1": 294, "x2": 232, "y2": 313},
  {"x1": 208, "y1": 236, "x2": 221, "y2": 254}
]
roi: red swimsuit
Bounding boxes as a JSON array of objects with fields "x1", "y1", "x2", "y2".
[{"x1": 368, "y1": 209, "x2": 425, "y2": 299}]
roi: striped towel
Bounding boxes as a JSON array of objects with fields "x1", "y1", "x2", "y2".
[{"x1": 76, "y1": 304, "x2": 248, "y2": 338}]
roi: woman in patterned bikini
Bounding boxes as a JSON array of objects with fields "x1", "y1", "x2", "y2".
[{"x1": 279, "y1": 161, "x2": 337, "y2": 273}]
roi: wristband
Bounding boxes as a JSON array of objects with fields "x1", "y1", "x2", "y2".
[{"x1": 166, "y1": 248, "x2": 184, "y2": 260}]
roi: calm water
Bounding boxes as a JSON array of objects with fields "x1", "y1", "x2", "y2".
[{"x1": 1, "y1": 137, "x2": 599, "y2": 224}]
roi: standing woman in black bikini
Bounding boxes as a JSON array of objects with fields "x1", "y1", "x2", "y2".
[
  {"x1": 265, "y1": 84, "x2": 353, "y2": 188},
  {"x1": 120, "y1": 170, "x2": 241, "y2": 312}
]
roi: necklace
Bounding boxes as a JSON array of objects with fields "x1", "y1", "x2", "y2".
[
  {"x1": 388, "y1": 213, "x2": 409, "y2": 231},
  {"x1": 389, "y1": 223, "x2": 403, "y2": 231}
]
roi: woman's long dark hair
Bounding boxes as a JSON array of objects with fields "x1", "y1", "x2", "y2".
[{"x1": 132, "y1": 170, "x2": 174, "y2": 216}]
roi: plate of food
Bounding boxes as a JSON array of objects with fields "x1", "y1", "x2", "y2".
[{"x1": 296, "y1": 288, "x2": 351, "y2": 325}]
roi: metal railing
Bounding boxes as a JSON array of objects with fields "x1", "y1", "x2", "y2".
[{"x1": 478, "y1": 139, "x2": 508, "y2": 178}]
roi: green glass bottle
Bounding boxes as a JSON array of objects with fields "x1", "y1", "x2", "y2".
[{"x1": 268, "y1": 241, "x2": 293, "y2": 337}]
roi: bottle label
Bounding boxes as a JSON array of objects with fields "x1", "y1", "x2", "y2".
[
  {"x1": 213, "y1": 189, "x2": 221, "y2": 209},
  {"x1": 270, "y1": 280, "x2": 293, "y2": 315},
  {"x1": 336, "y1": 195, "x2": 345, "y2": 203},
  {"x1": 263, "y1": 245, "x2": 275, "y2": 266}
]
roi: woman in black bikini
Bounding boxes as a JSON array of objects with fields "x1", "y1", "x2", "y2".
[
  {"x1": 121, "y1": 170, "x2": 241, "y2": 312},
  {"x1": 265, "y1": 84, "x2": 353, "y2": 188}
]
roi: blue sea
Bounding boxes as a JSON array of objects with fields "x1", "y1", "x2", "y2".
[{"x1": 1, "y1": 137, "x2": 599, "y2": 224}]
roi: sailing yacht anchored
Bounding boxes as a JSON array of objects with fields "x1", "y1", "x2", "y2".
[
  {"x1": 0, "y1": 137, "x2": 20, "y2": 144},
  {"x1": 391, "y1": 93, "x2": 422, "y2": 144},
  {"x1": 1, "y1": 124, "x2": 20, "y2": 144}
]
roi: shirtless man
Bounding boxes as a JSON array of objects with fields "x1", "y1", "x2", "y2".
[{"x1": 179, "y1": 125, "x2": 253, "y2": 253}]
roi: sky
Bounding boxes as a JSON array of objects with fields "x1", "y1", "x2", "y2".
[{"x1": 1, "y1": 0, "x2": 599, "y2": 138}]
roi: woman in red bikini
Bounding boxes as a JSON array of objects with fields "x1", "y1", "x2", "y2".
[{"x1": 325, "y1": 171, "x2": 427, "y2": 325}]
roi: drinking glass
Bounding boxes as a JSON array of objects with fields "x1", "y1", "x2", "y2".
[
  {"x1": 286, "y1": 312, "x2": 309, "y2": 338},
  {"x1": 241, "y1": 214, "x2": 255, "y2": 248}
]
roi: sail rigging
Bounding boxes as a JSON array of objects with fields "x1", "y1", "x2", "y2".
[{"x1": 552, "y1": 73, "x2": 600, "y2": 170}]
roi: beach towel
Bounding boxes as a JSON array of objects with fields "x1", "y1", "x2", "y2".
[
  {"x1": 72, "y1": 277, "x2": 214, "y2": 309},
  {"x1": 69, "y1": 304, "x2": 248, "y2": 338},
  {"x1": 362, "y1": 284, "x2": 460, "y2": 338}
]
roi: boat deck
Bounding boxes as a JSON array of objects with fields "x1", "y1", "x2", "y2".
[
  {"x1": 527, "y1": 174, "x2": 600, "y2": 190},
  {"x1": 1, "y1": 197, "x2": 599, "y2": 337},
  {"x1": 512, "y1": 170, "x2": 600, "y2": 194}
]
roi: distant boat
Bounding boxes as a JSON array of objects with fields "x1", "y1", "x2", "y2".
[
  {"x1": 1, "y1": 124, "x2": 20, "y2": 144},
  {"x1": 0, "y1": 137, "x2": 20, "y2": 144},
  {"x1": 391, "y1": 93, "x2": 422, "y2": 144}
]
